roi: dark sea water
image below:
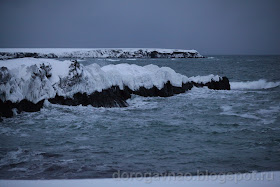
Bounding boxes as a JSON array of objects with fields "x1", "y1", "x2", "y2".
[{"x1": 0, "y1": 56, "x2": 280, "y2": 179}]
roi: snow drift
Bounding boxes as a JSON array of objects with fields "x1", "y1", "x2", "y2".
[{"x1": 0, "y1": 58, "x2": 230, "y2": 119}]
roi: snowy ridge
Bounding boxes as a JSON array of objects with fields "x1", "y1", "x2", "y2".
[
  {"x1": 188, "y1": 74, "x2": 220, "y2": 84},
  {"x1": 0, "y1": 48, "x2": 203, "y2": 59},
  {"x1": 0, "y1": 58, "x2": 220, "y2": 103}
]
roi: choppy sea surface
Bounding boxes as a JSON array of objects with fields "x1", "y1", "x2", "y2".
[{"x1": 0, "y1": 56, "x2": 280, "y2": 179}]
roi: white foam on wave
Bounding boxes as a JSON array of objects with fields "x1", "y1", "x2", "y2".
[
  {"x1": 106, "y1": 59, "x2": 120, "y2": 62},
  {"x1": 230, "y1": 79, "x2": 280, "y2": 90},
  {"x1": 220, "y1": 104, "x2": 280, "y2": 125},
  {"x1": 126, "y1": 95, "x2": 159, "y2": 110},
  {"x1": 220, "y1": 105, "x2": 260, "y2": 120},
  {"x1": 257, "y1": 106, "x2": 280, "y2": 115}
]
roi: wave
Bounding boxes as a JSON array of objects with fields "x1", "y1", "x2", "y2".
[
  {"x1": 230, "y1": 79, "x2": 280, "y2": 90},
  {"x1": 106, "y1": 59, "x2": 120, "y2": 62}
]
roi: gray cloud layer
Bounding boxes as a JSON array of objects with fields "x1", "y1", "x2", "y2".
[{"x1": 0, "y1": 0, "x2": 279, "y2": 54}]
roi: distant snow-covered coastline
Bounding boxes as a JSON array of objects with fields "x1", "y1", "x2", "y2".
[{"x1": 0, "y1": 48, "x2": 204, "y2": 60}]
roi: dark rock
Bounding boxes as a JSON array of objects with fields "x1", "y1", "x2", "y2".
[
  {"x1": 133, "y1": 81, "x2": 193, "y2": 97},
  {"x1": 0, "y1": 100, "x2": 14, "y2": 118},
  {"x1": 16, "y1": 99, "x2": 45, "y2": 113},
  {"x1": 206, "y1": 76, "x2": 230, "y2": 90},
  {"x1": 48, "y1": 81, "x2": 194, "y2": 108},
  {"x1": 150, "y1": 51, "x2": 158, "y2": 58},
  {"x1": 49, "y1": 86, "x2": 132, "y2": 108},
  {"x1": 0, "y1": 99, "x2": 44, "y2": 118},
  {"x1": 0, "y1": 77, "x2": 230, "y2": 118},
  {"x1": 191, "y1": 77, "x2": 230, "y2": 90}
]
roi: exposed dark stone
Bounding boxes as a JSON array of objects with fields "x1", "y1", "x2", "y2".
[
  {"x1": 0, "y1": 100, "x2": 14, "y2": 118},
  {"x1": 133, "y1": 81, "x2": 193, "y2": 97},
  {"x1": 0, "y1": 99, "x2": 44, "y2": 118},
  {"x1": 206, "y1": 77, "x2": 230, "y2": 90},
  {"x1": 48, "y1": 86, "x2": 132, "y2": 108},
  {"x1": 0, "y1": 77, "x2": 230, "y2": 119},
  {"x1": 191, "y1": 77, "x2": 230, "y2": 90},
  {"x1": 48, "y1": 81, "x2": 194, "y2": 108},
  {"x1": 16, "y1": 99, "x2": 45, "y2": 113},
  {"x1": 150, "y1": 51, "x2": 158, "y2": 58}
]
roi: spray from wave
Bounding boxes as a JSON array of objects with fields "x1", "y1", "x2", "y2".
[{"x1": 230, "y1": 79, "x2": 280, "y2": 90}]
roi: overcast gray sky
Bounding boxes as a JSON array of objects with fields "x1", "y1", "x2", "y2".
[{"x1": 0, "y1": 0, "x2": 279, "y2": 55}]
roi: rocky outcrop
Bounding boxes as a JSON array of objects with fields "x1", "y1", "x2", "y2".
[
  {"x1": 191, "y1": 77, "x2": 230, "y2": 90},
  {"x1": 0, "y1": 78, "x2": 230, "y2": 119},
  {"x1": 0, "y1": 58, "x2": 230, "y2": 119},
  {"x1": 49, "y1": 86, "x2": 131, "y2": 108},
  {"x1": 0, "y1": 99, "x2": 44, "y2": 118},
  {"x1": 48, "y1": 81, "x2": 194, "y2": 108},
  {"x1": 0, "y1": 52, "x2": 58, "y2": 60},
  {"x1": 132, "y1": 81, "x2": 194, "y2": 97}
]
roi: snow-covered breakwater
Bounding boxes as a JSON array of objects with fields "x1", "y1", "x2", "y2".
[
  {"x1": 0, "y1": 58, "x2": 229, "y2": 119},
  {"x1": 0, "y1": 48, "x2": 204, "y2": 60}
]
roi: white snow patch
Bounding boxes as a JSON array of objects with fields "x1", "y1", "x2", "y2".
[
  {"x1": 188, "y1": 74, "x2": 220, "y2": 84},
  {"x1": 1, "y1": 58, "x2": 219, "y2": 103}
]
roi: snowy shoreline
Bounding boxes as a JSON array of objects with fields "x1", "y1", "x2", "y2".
[
  {"x1": 0, "y1": 48, "x2": 204, "y2": 59},
  {"x1": 0, "y1": 58, "x2": 229, "y2": 120},
  {"x1": 0, "y1": 171, "x2": 279, "y2": 187}
]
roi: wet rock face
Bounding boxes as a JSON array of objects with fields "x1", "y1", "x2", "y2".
[
  {"x1": 49, "y1": 86, "x2": 132, "y2": 108},
  {"x1": 48, "y1": 82, "x2": 194, "y2": 107},
  {"x1": 0, "y1": 77, "x2": 230, "y2": 119},
  {"x1": 191, "y1": 77, "x2": 230, "y2": 90},
  {"x1": 0, "y1": 99, "x2": 44, "y2": 118},
  {"x1": 207, "y1": 77, "x2": 230, "y2": 90},
  {"x1": 133, "y1": 81, "x2": 193, "y2": 97}
]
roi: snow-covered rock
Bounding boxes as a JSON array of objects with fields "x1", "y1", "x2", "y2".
[
  {"x1": 0, "y1": 48, "x2": 204, "y2": 60},
  {"x1": 0, "y1": 58, "x2": 229, "y2": 118}
]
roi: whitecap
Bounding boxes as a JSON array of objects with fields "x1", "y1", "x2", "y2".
[
  {"x1": 230, "y1": 79, "x2": 280, "y2": 90},
  {"x1": 106, "y1": 59, "x2": 120, "y2": 62}
]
